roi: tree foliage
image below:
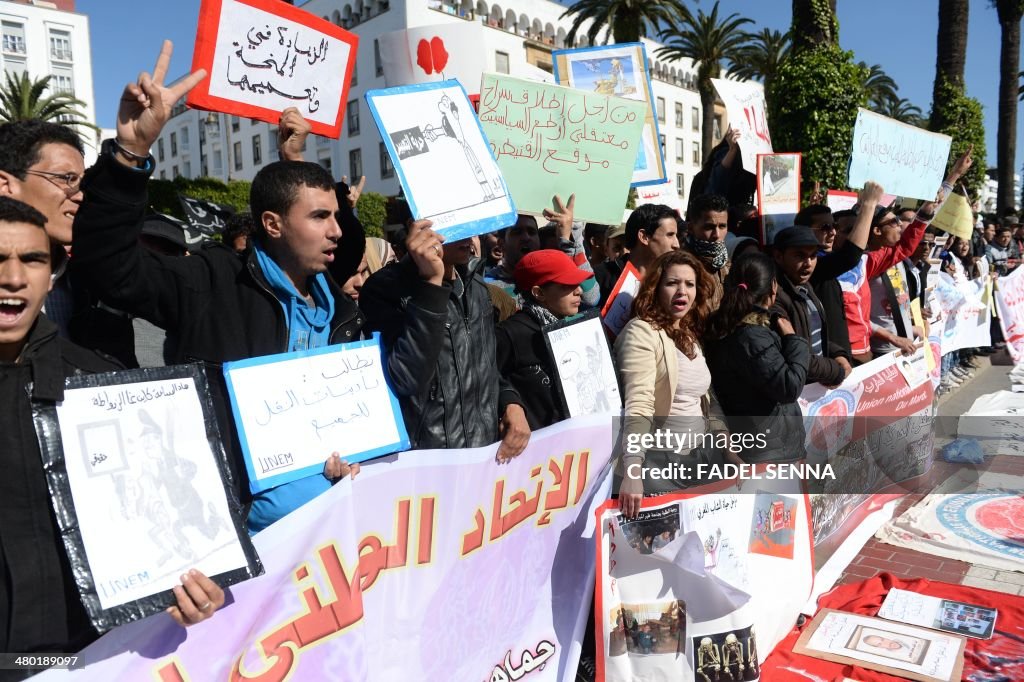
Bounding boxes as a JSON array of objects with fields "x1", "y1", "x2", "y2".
[
  {"x1": 767, "y1": 44, "x2": 866, "y2": 194},
  {"x1": 727, "y1": 28, "x2": 791, "y2": 91},
  {"x1": 559, "y1": 0, "x2": 690, "y2": 46},
  {"x1": 876, "y1": 97, "x2": 925, "y2": 126},
  {"x1": 0, "y1": 71, "x2": 97, "y2": 132},
  {"x1": 146, "y1": 176, "x2": 251, "y2": 219},
  {"x1": 928, "y1": 77, "x2": 988, "y2": 197},
  {"x1": 356, "y1": 191, "x2": 387, "y2": 238},
  {"x1": 858, "y1": 62, "x2": 899, "y2": 109}
]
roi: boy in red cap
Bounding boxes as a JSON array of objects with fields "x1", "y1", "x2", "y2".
[{"x1": 496, "y1": 250, "x2": 593, "y2": 429}]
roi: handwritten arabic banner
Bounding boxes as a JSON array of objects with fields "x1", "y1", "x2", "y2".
[
  {"x1": 188, "y1": 0, "x2": 358, "y2": 138},
  {"x1": 996, "y1": 265, "x2": 1024, "y2": 364},
  {"x1": 710, "y1": 78, "x2": 773, "y2": 172},
  {"x1": 34, "y1": 415, "x2": 613, "y2": 682},
  {"x1": 223, "y1": 333, "x2": 409, "y2": 493},
  {"x1": 848, "y1": 108, "x2": 952, "y2": 201},
  {"x1": 479, "y1": 73, "x2": 647, "y2": 226},
  {"x1": 553, "y1": 43, "x2": 667, "y2": 188},
  {"x1": 596, "y1": 489, "x2": 814, "y2": 681}
]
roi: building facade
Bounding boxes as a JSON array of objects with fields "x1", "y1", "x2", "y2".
[
  {"x1": 153, "y1": 0, "x2": 738, "y2": 210},
  {"x1": 0, "y1": 0, "x2": 98, "y2": 164}
]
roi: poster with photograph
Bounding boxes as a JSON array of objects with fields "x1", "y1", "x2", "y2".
[
  {"x1": 757, "y1": 153, "x2": 801, "y2": 245},
  {"x1": 553, "y1": 42, "x2": 667, "y2": 187},
  {"x1": 600, "y1": 262, "x2": 642, "y2": 338},
  {"x1": 188, "y1": 0, "x2": 358, "y2": 137},
  {"x1": 879, "y1": 588, "x2": 997, "y2": 640},
  {"x1": 748, "y1": 491, "x2": 797, "y2": 559},
  {"x1": 543, "y1": 310, "x2": 622, "y2": 418},
  {"x1": 618, "y1": 505, "x2": 681, "y2": 556},
  {"x1": 610, "y1": 600, "x2": 687, "y2": 658},
  {"x1": 223, "y1": 333, "x2": 410, "y2": 493},
  {"x1": 794, "y1": 609, "x2": 966, "y2": 681},
  {"x1": 366, "y1": 80, "x2": 516, "y2": 240},
  {"x1": 33, "y1": 364, "x2": 262, "y2": 631}
]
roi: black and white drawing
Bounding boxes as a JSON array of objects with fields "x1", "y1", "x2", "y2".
[{"x1": 544, "y1": 312, "x2": 622, "y2": 417}]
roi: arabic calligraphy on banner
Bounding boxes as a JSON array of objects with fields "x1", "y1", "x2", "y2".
[
  {"x1": 223, "y1": 333, "x2": 409, "y2": 494},
  {"x1": 847, "y1": 108, "x2": 952, "y2": 200},
  {"x1": 478, "y1": 73, "x2": 647, "y2": 226},
  {"x1": 996, "y1": 265, "x2": 1024, "y2": 364},
  {"x1": 35, "y1": 416, "x2": 614, "y2": 682},
  {"x1": 188, "y1": 0, "x2": 357, "y2": 138},
  {"x1": 710, "y1": 78, "x2": 773, "y2": 172}
]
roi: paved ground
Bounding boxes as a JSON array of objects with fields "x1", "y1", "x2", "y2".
[{"x1": 834, "y1": 352, "x2": 1024, "y2": 595}]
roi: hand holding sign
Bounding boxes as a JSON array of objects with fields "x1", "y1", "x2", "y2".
[
  {"x1": 117, "y1": 41, "x2": 207, "y2": 158},
  {"x1": 277, "y1": 106, "x2": 311, "y2": 161},
  {"x1": 167, "y1": 569, "x2": 225, "y2": 627}
]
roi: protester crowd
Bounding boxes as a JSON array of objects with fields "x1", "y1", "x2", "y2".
[{"x1": 0, "y1": 39, "x2": 1009, "y2": 671}]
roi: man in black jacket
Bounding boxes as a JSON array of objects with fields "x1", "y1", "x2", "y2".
[
  {"x1": 71, "y1": 43, "x2": 362, "y2": 531},
  {"x1": 593, "y1": 203, "x2": 680, "y2": 309},
  {"x1": 361, "y1": 220, "x2": 530, "y2": 460},
  {"x1": 772, "y1": 226, "x2": 852, "y2": 387},
  {"x1": 0, "y1": 196, "x2": 222, "y2": 665}
]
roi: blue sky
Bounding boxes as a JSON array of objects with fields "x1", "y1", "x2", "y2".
[{"x1": 81, "y1": 0, "x2": 1022, "y2": 177}]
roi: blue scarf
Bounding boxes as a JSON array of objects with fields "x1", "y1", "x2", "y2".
[{"x1": 253, "y1": 242, "x2": 334, "y2": 352}]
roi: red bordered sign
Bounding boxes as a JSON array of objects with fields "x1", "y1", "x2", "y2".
[{"x1": 188, "y1": 0, "x2": 358, "y2": 138}]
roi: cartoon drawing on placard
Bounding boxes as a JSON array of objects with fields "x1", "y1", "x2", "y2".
[
  {"x1": 422, "y1": 94, "x2": 499, "y2": 202},
  {"x1": 748, "y1": 491, "x2": 797, "y2": 559},
  {"x1": 569, "y1": 55, "x2": 641, "y2": 97},
  {"x1": 545, "y1": 315, "x2": 622, "y2": 417}
]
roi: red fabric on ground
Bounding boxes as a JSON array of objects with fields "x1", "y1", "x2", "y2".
[{"x1": 760, "y1": 572, "x2": 1024, "y2": 681}]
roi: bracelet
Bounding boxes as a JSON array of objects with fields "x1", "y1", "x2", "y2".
[{"x1": 112, "y1": 138, "x2": 150, "y2": 162}]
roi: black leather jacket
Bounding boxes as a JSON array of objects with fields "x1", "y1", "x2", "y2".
[{"x1": 361, "y1": 258, "x2": 522, "y2": 450}]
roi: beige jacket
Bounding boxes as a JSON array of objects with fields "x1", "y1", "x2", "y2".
[{"x1": 614, "y1": 318, "x2": 726, "y2": 467}]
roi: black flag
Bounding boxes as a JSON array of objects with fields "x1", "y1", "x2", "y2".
[{"x1": 178, "y1": 194, "x2": 236, "y2": 237}]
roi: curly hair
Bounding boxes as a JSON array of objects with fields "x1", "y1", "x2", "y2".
[{"x1": 630, "y1": 250, "x2": 714, "y2": 359}]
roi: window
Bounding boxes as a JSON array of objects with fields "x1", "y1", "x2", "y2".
[
  {"x1": 170, "y1": 131, "x2": 177, "y2": 157},
  {"x1": 252, "y1": 134, "x2": 262, "y2": 165},
  {"x1": 213, "y1": 149, "x2": 223, "y2": 174},
  {"x1": 231, "y1": 115, "x2": 240, "y2": 132},
  {"x1": 656, "y1": 97, "x2": 665, "y2": 124},
  {"x1": 2, "y1": 22, "x2": 25, "y2": 54},
  {"x1": 49, "y1": 31, "x2": 71, "y2": 61},
  {"x1": 349, "y1": 148, "x2": 363, "y2": 179},
  {"x1": 692, "y1": 141, "x2": 700, "y2": 165},
  {"x1": 157, "y1": 138, "x2": 165, "y2": 162},
  {"x1": 268, "y1": 131, "x2": 279, "y2": 161},
  {"x1": 676, "y1": 173, "x2": 685, "y2": 197},
  {"x1": 233, "y1": 141, "x2": 243, "y2": 171},
  {"x1": 713, "y1": 115, "x2": 723, "y2": 142},
  {"x1": 675, "y1": 138, "x2": 684, "y2": 163},
  {"x1": 320, "y1": 156, "x2": 332, "y2": 173},
  {"x1": 496, "y1": 51, "x2": 510, "y2": 74},
  {"x1": 691, "y1": 107, "x2": 699, "y2": 131},
  {"x1": 347, "y1": 100, "x2": 360, "y2": 135},
  {"x1": 180, "y1": 127, "x2": 189, "y2": 150},
  {"x1": 350, "y1": 59, "x2": 357, "y2": 86},
  {"x1": 3, "y1": 57, "x2": 25, "y2": 78},
  {"x1": 183, "y1": 161, "x2": 192, "y2": 177},
  {"x1": 159, "y1": 170, "x2": 166, "y2": 180},
  {"x1": 172, "y1": 165, "x2": 179, "y2": 179},
  {"x1": 374, "y1": 39, "x2": 383, "y2": 76},
  {"x1": 380, "y1": 142, "x2": 394, "y2": 178},
  {"x1": 674, "y1": 102, "x2": 683, "y2": 128},
  {"x1": 51, "y1": 68, "x2": 73, "y2": 94}
]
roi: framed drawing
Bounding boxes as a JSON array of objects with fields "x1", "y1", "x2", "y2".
[
  {"x1": 543, "y1": 310, "x2": 622, "y2": 418},
  {"x1": 33, "y1": 364, "x2": 262, "y2": 631}
]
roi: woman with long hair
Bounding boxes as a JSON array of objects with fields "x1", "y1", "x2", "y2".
[
  {"x1": 705, "y1": 251, "x2": 809, "y2": 464},
  {"x1": 615, "y1": 250, "x2": 726, "y2": 518}
]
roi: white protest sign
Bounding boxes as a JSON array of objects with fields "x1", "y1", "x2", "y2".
[
  {"x1": 379, "y1": 22, "x2": 486, "y2": 93},
  {"x1": 710, "y1": 78, "x2": 772, "y2": 171},
  {"x1": 223, "y1": 334, "x2": 410, "y2": 493},
  {"x1": 848, "y1": 108, "x2": 952, "y2": 200},
  {"x1": 189, "y1": 0, "x2": 358, "y2": 138},
  {"x1": 53, "y1": 371, "x2": 252, "y2": 612},
  {"x1": 634, "y1": 181, "x2": 683, "y2": 212}
]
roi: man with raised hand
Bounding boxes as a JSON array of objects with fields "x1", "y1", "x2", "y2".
[{"x1": 72, "y1": 42, "x2": 362, "y2": 534}]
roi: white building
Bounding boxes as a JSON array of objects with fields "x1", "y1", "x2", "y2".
[
  {"x1": 153, "y1": 0, "x2": 733, "y2": 210},
  {"x1": 0, "y1": 0, "x2": 99, "y2": 164},
  {"x1": 980, "y1": 168, "x2": 1022, "y2": 216}
]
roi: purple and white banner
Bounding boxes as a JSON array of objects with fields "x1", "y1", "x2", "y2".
[{"x1": 37, "y1": 416, "x2": 614, "y2": 682}]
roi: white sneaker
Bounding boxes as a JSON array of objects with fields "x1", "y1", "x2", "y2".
[
  {"x1": 947, "y1": 374, "x2": 964, "y2": 385},
  {"x1": 952, "y1": 367, "x2": 971, "y2": 379}
]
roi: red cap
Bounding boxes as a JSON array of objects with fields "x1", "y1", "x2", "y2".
[{"x1": 513, "y1": 249, "x2": 592, "y2": 293}]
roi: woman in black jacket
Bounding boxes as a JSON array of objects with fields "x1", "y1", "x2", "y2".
[
  {"x1": 496, "y1": 249, "x2": 593, "y2": 430},
  {"x1": 705, "y1": 252, "x2": 810, "y2": 463}
]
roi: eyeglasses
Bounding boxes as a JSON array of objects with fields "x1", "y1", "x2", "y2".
[
  {"x1": 877, "y1": 216, "x2": 902, "y2": 229},
  {"x1": 815, "y1": 223, "x2": 838, "y2": 232},
  {"x1": 24, "y1": 169, "x2": 82, "y2": 197}
]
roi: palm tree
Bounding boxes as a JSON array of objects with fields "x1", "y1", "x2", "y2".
[
  {"x1": 792, "y1": 0, "x2": 838, "y2": 51},
  {"x1": 657, "y1": 1, "x2": 752, "y2": 161},
  {"x1": 931, "y1": 0, "x2": 969, "y2": 131},
  {"x1": 877, "y1": 97, "x2": 924, "y2": 126},
  {"x1": 559, "y1": 0, "x2": 691, "y2": 47},
  {"x1": 0, "y1": 72, "x2": 97, "y2": 132},
  {"x1": 993, "y1": 0, "x2": 1024, "y2": 214},
  {"x1": 858, "y1": 62, "x2": 899, "y2": 110},
  {"x1": 727, "y1": 28, "x2": 791, "y2": 92}
]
